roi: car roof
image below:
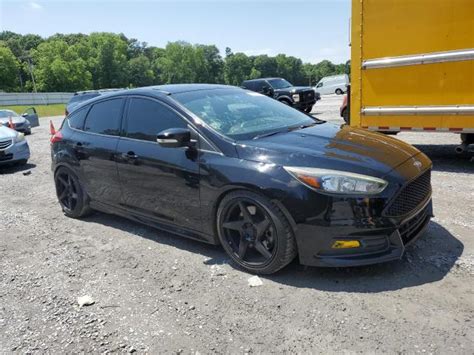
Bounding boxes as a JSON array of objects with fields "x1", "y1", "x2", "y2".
[
  {"x1": 74, "y1": 88, "x2": 125, "y2": 95},
  {"x1": 69, "y1": 84, "x2": 239, "y2": 113},
  {"x1": 243, "y1": 78, "x2": 283, "y2": 83}
]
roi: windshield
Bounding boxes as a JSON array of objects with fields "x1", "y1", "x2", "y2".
[
  {"x1": 173, "y1": 89, "x2": 315, "y2": 140},
  {"x1": 267, "y1": 78, "x2": 293, "y2": 89},
  {"x1": 0, "y1": 110, "x2": 20, "y2": 118}
]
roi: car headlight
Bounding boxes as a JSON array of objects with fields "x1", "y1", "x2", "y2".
[
  {"x1": 292, "y1": 94, "x2": 300, "y2": 102},
  {"x1": 14, "y1": 133, "x2": 25, "y2": 143},
  {"x1": 284, "y1": 166, "x2": 388, "y2": 195}
]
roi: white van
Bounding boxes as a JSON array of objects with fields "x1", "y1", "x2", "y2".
[{"x1": 314, "y1": 74, "x2": 349, "y2": 95}]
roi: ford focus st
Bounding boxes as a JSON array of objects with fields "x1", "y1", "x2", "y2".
[{"x1": 50, "y1": 85, "x2": 432, "y2": 274}]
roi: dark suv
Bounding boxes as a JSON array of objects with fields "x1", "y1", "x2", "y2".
[{"x1": 242, "y1": 78, "x2": 320, "y2": 113}]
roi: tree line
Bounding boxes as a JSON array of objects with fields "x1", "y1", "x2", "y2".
[{"x1": 0, "y1": 31, "x2": 350, "y2": 93}]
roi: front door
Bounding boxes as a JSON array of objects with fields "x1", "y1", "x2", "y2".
[{"x1": 116, "y1": 97, "x2": 201, "y2": 232}]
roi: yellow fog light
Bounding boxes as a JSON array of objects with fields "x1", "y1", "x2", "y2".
[{"x1": 332, "y1": 240, "x2": 361, "y2": 249}]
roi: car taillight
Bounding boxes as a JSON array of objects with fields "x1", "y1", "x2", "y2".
[{"x1": 50, "y1": 131, "x2": 63, "y2": 144}]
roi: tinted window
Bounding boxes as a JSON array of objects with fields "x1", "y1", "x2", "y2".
[
  {"x1": 84, "y1": 98, "x2": 124, "y2": 136},
  {"x1": 243, "y1": 81, "x2": 256, "y2": 91},
  {"x1": 254, "y1": 81, "x2": 268, "y2": 92},
  {"x1": 68, "y1": 107, "x2": 88, "y2": 130},
  {"x1": 125, "y1": 98, "x2": 187, "y2": 141}
]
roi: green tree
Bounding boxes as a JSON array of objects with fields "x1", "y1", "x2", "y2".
[
  {"x1": 86, "y1": 33, "x2": 129, "y2": 88},
  {"x1": 30, "y1": 40, "x2": 92, "y2": 91},
  {"x1": 128, "y1": 55, "x2": 155, "y2": 87},
  {"x1": 253, "y1": 55, "x2": 278, "y2": 78},
  {"x1": 0, "y1": 45, "x2": 20, "y2": 91},
  {"x1": 224, "y1": 52, "x2": 253, "y2": 85}
]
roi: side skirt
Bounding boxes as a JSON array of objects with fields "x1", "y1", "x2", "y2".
[{"x1": 90, "y1": 200, "x2": 218, "y2": 245}]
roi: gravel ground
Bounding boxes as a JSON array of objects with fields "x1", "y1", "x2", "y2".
[{"x1": 1, "y1": 95, "x2": 473, "y2": 354}]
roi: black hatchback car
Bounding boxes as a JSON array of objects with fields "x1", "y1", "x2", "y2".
[{"x1": 51, "y1": 84, "x2": 432, "y2": 274}]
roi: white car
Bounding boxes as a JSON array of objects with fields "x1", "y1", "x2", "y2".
[
  {"x1": 314, "y1": 74, "x2": 349, "y2": 95},
  {"x1": 0, "y1": 126, "x2": 30, "y2": 166}
]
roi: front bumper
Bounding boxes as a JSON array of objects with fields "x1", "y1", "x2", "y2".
[
  {"x1": 0, "y1": 140, "x2": 30, "y2": 165},
  {"x1": 293, "y1": 100, "x2": 317, "y2": 110},
  {"x1": 295, "y1": 199, "x2": 433, "y2": 267}
]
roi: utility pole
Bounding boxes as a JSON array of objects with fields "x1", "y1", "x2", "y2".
[
  {"x1": 27, "y1": 57, "x2": 37, "y2": 93},
  {"x1": 19, "y1": 54, "x2": 37, "y2": 93}
]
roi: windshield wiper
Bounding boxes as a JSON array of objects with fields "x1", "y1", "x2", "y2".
[
  {"x1": 287, "y1": 122, "x2": 318, "y2": 131},
  {"x1": 253, "y1": 129, "x2": 288, "y2": 140}
]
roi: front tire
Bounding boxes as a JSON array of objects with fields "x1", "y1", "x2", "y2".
[
  {"x1": 335, "y1": 88, "x2": 343, "y2": 95},
  {"x1": 216, "y1": 190, "x2": 297, "y2": 274},
  {"x1": 54, "y1": 167, "x2": 92, "y2": 218},
  {"x1": 304, "y1": 106, "x2": 313, "y2": 114}
]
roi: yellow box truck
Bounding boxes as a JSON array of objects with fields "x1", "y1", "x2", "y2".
[{"x1": 350, "y1": 0, "x2": 474, "y2": 153}]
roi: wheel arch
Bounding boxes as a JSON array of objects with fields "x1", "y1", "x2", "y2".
[{"x1": 210, "y1": 184, "x2": 298, "y2": 245}]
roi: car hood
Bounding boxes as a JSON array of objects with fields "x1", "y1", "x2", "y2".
[
  {"x1": 236, "y1": 123, "x2": 422, "y2": 178},
  {"x1": 274, "y1": 86, "x2": 314, "y2": 94},
  {"x1": 0, "y1": 116, "x2": 26, "y2": 125},
  {"x1": 0, "y1": 126, "x2": 19, "y2": 139}
]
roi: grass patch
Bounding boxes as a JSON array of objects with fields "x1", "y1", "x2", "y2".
[{"x1": 0, "y1": 104, "x2": 65, "y2": 118}]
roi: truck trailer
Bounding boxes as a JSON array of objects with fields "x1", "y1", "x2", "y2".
[{"x1": 349, "y1": 0, "x2": 474, "y2": 153}]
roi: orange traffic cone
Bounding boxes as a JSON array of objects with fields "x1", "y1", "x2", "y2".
[{"x1": 49, "y1": 120, "x2": 56, "y2": 135}]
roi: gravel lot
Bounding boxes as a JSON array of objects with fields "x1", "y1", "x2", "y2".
[{"x1": 1, "y1": 95, "x2": 473, "y2": 354}]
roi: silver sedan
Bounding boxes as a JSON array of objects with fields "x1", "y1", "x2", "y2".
[{"x1": 0, "y1": 126, "x2": 30, "y2": 166}]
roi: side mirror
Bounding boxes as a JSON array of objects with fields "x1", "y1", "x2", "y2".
[
  {"x1": 262, "y1": 86, "x2": 272, "y2": 95},
  {"x1": 22, "y1": 113, "x2": 28, "y2": 117},
  {"x1": 157, "y1": 128, "x2": 191, "y2": 148}
]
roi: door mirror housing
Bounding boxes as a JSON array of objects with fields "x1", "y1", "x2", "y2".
[
  {"x1": 262, "y1": 86, "x2": 273, "y2": 95},
  {"x1": 157, "y1": 128, "x2": 191, "y2": 148}
]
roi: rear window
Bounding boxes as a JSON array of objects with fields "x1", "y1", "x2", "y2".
[{"x1": 84, "y1": 98, "x2": 124, "y2": 136}]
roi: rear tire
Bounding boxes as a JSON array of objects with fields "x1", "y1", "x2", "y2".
[
  {"x1": 335, "y1": 88, "x2": 343, "y2": 95},
  {"x1": 216, "y1": 190, "x2": 297, "y2": 274},
  {"x1": 54, "y1": 167, "x2": 92, "y2": 218},
  {"x1": 304, "y1": 106, "x2": 313, "y2": 114},
  {"x1": 342, "y1": 107, "x2": 349, "y2": 124}
]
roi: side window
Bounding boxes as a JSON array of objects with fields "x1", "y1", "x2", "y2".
[
  {"x1": 125, "y1": 98, "x2": 187, "y2": 142},
  {"x1": 243, "y1": 81, "x2": 255, "y2": 91},
  {"x1": 68, "y1": 107, "x2": 88, "y2": 130},
  {"x1": 84, "y1": 98, "x2": 124, "y2": 136},
  {"x1": 317, "y1": 82, "x2": 323, "y2": 88},
  {"x1": 255, "y1": 81, "x2": 267, "y2": 92}
]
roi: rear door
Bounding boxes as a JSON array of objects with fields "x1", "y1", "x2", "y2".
[
  {"x1": 116, "y1": 97, "x2": 201, "y2": 231},
  {"x1": 72, "y1": 98, "x2": 125, "y2": 205}
]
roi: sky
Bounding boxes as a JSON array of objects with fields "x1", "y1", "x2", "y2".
[{"x1": 0, "y1": 0, "x2": 351, "y2": 64}]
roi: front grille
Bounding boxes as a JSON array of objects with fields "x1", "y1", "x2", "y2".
[
  {"x1": 0, "y1": 153, "x2": 13, "y2": 161},
  {"x1": 0, "y1": 139, "x2": 12, "y2": 150},
  {"x1": 399, "y1": 205, "x2": 430, "y2": 245},
  {"x1": 386, "y1": 169, "x2": 431, "y2": 216},
  {"x1": 300, "y1": 90, "x2": 315, "y2": 103}
]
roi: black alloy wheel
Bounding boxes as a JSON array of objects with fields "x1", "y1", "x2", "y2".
[
  {"x1": 54, "y1": 167, "x2": 91, "y2": 218},
  {"x1": 217, "y1": 190, "x2": 297, "y2": 274}
]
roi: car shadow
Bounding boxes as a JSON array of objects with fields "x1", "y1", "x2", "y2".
[
  {"x1": 0, "y1": 163, "x2": 37, "y2": 175},
  {"x1": 266, "y1": 221, "x2": 463, "y2": 292},
  {"x1": 82, "y1": 212, "x2": 462, "y2": 293},
  {"x1": 414, "y1": 144, "x2": 473, "y2": 173}
]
